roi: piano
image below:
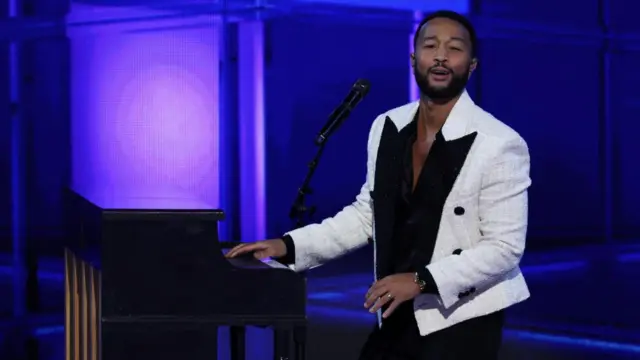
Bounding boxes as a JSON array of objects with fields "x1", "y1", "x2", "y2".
[{"x1": 63, "y1": 189, "x2": 307, "y2": 360}]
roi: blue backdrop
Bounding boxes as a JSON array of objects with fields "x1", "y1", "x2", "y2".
[
  {"x1": 0, "y1": 0, "x2": 637, "y2": 253},
  {"x1": 260, "y1": 0, "x2": 640, "y2": 249}
]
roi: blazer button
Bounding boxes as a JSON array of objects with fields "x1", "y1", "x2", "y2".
[{"x1": 454, "y1": 206, "x2": 465, "y2": 215}]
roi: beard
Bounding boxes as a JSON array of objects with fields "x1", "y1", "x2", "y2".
[{"x1": 414, "y1": 64, "x2": 471, "y2": 102}]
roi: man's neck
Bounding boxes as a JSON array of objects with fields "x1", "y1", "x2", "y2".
[{"x1": 417, "y1": 93, "x2": 460, "y2": 139}]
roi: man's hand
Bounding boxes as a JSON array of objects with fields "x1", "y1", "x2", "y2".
[
  {"x1": 224, "y1": 239, "x2": 287, "y2": 260},
  {"x1": 364, "y1": 273, "x2": 421, "y2": 319}
]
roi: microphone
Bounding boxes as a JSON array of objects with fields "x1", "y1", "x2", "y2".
[{"x1": 315, "y1": 79, "x2": 371, "y2": 146}]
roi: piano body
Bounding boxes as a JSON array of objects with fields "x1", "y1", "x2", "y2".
[{"x1": 64, "y1": 189, "x2": 307, "y2": 360}]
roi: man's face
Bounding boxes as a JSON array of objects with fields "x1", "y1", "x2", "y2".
[{"x1": 412, "y1": 17, "x2": 477, "y2": 102}]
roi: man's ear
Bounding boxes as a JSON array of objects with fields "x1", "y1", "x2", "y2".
[
  {"x1": 410, "y1": 53, "x2": 416, "y2": 69},
  {"x1": 468, "y1": 58, "x2": 478, "y2": 77},
  {"x1": 470, "y1": 58, "x2": 478, "y2": 72}
]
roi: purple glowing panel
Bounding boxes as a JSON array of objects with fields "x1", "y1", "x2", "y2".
[
  {"x1": 410, "y1": 11, "x2": 422, "y2": 101},
  {"x1": 69, "y1": 14, "x2": 221, "y2": 210},
  {"x1": 237, "y1": 20, "x2": 266, "y2": 241}
]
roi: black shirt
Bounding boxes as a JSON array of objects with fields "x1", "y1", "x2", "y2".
[{"x1": 385, "y1": 117, "x2": 439, "y2": 294}]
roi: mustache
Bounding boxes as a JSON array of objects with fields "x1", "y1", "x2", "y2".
[{"x1": 429, "y1": 64, "x2": 453, "y2": 73}]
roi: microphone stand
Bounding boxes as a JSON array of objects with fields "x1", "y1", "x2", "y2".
[{"x1": 288, "y1": 139, "x2": 329, "y2": 229}]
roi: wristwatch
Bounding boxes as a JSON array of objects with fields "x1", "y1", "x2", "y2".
[{"x1": 414, "y1": 272, "x2": 426, "y2": 292}]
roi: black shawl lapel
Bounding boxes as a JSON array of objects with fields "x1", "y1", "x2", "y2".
[
  {"x1": 411, "y1": 132, "x2": 478, "y2": 205},
  {"x1": 371, "y1": 116, "x2": 405, "y2": 280}
]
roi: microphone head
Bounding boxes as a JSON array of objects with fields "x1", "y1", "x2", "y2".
[
  {"x1": 314, "y1": 79, "x2": 371, "y2": 146},
  {"x1": 353, "y1": 79, "x2": 371, "y2": 96}
]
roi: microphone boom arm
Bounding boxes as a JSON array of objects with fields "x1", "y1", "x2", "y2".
[{"x1": 288, "y1": 140, "x2": 327, "y2": 229}]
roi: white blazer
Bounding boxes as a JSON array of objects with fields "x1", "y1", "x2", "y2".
[{"x1": 286, "y1": 90, "x2": 531, "y2": 336}]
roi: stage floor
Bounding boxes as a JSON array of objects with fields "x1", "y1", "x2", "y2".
[{"x1": 1, "y1": 242, "x2": 640, "y2": 359}]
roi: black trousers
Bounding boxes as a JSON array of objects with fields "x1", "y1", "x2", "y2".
[{"x1": 358, "y1": 303, "x2": 504, "y2": 360}]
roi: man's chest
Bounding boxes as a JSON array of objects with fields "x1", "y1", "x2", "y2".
[{"x1": 410, "y1": 140, "x2": 434, "y2": 192}]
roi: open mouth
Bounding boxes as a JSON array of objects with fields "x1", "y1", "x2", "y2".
[
  {"x1": 429, "y1": 68, "x2": 451, "y2": 82},
  {"x1": 429, "y1": 68, "x2": 450, "y2": 76}
]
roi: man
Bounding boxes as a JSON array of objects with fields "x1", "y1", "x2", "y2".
[{"x1": 227, "y1": 10, "x2": 531, "y2": 359}]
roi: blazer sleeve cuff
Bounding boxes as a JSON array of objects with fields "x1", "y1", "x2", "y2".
[
  {"x1": 274, "y1": 234, "x2": 296, "y2": 265},
  {"x1": 416, "y1": 267, "x2": 439, "y2": 295},
  {"x1": 426, "y1": 261, "x2": 463, "y2": 309}
]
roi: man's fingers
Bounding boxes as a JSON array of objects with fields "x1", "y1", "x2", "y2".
[
  {"x1": 364, "y1": 285, "x2": 388, "y2": 308},
  {"x1": 364, "y1": 286, "x2": 390, "y2": 308},
  {"x1": 225, "y1": 244, "x2": 247, "y2": 258},
  {"x1": 224, "y1": 244, "x2": 242, "y2": 258},
  {"x1": 253, "y1": 250, "x2": 271, "y2": 260},
  {"x1": 369, "y1": 292, "x2": 393, "y2": 313},
  {"x1": 226, "y1": 243, "x2": 259, "y2": 258},
  {"x1": 364, "y1": 277, "x2": 388, "y2": 300},
  {"x1": 382, "y1": 299, "x2": 400, "y2": 319}
]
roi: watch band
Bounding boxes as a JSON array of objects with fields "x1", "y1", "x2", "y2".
[{"x1": 414, "y1": 272, "x2": 426, "y2": 292}]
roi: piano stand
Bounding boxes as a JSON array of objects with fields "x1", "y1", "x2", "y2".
[
  {"x1": 230, "y1": 326, "x2": 245, "y2": 360},
  {"x1": 230, "y1": 325, "x2": 306, "y2": 360},
  {"x1": 293, "y1": 326, "x2": 307, "y2": 360}
]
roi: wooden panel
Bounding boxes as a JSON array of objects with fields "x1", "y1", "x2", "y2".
[{"x1": 65, "y1": 248, "x2": 101, "y2": 360}]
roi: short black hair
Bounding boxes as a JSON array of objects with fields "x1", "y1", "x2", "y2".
[{"x1": 413, "y1": 10, "x2": 478, "y2": 58}]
